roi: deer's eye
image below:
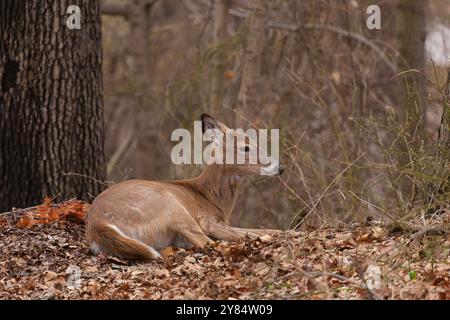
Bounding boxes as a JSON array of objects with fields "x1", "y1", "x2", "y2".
[{"x1": 243, "y1": 145, "x2": 250, "y2": 152}]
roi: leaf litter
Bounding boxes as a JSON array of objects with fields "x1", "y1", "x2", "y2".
[{"x1": 0, "y1": 200, "x2": 449, "y2": 300}]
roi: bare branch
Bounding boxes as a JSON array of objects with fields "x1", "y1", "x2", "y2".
[
  {"x1": 186, "y1": 5, "x2": 398, "y2": 73},
  {"x1": 231, "y1": 8, "x2": 397, "y2": 73},
  {"x1": 100, "y1": 0, "x2": 129, "y2": 17}
]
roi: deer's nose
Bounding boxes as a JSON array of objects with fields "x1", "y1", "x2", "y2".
[{"x1": 277, "y1": 164, "x2": 285, "y2": 175}]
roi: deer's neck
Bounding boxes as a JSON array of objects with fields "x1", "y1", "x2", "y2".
[{"x1": 190, "y1": 165, "x2": 241, "y2": 222}]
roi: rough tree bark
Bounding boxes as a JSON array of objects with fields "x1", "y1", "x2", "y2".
[
  {"x1": 236, "y1": 0, "x2": 268, "y2": 127},
  {"x1": 0, "y1": 0, "x2": 106, "y2": 211}
]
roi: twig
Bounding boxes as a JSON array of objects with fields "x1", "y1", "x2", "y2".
[
  {"x1": 409, "y1": 225, "x2": 449, "y2": 239},
  {"x1": 288, "y1": 152, "x2": 366, "y2": 230},
  {"x1": 391, "y1": 69, "x2": 421, "y2": 79},
  {"x1": 107, "y1": 131, "x2": 134, "y2": 176},
  {"x1": 62, "y1": 172, "x2": 111, "y2": 187},
  {"x1": 309, "y1": 271, "x2": 381, "y2": 300}
]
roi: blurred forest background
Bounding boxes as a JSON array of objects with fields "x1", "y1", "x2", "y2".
[{"x1": 99, "y1": 0, "x2": 449, "y2": 230}]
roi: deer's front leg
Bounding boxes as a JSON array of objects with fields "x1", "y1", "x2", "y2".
[
  {"x1": 171, "y1": 219, "x2": 215, "y2": 248},
  {"x1": 199, "y1": 218, "x2": 281, "y2": 242}
]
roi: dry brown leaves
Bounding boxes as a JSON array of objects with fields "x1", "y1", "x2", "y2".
[
  {"x1": 15, "y1": 198, "x2": 88, "y2": 228},
  {"x1": 0, "y1": 201, "x2": 449, "y2": 300}
]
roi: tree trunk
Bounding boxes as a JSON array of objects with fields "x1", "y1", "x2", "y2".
[
  {"x1": 210, "y1": 0, "x2": 231, "y2": 115},
  {"x1": 236, "y1": 0, "x2": 268, "y2": 127},
  {"x1": 100, "y1": 0, "x2": 166, "y2": 180},
  {"x1": 127, "y1": 0, "x2": 162, "y2": 180},
  {"x1": 0, "y1": 0, "x2": 106, "y2": 211},
  {"x1": 439, "y1": 68, "x2": 450, "y2": 155},
  {"x1": 435, "y1": 68, "x2": 450, "y2": 200},
  {"x1": 396, "y1": 0, "x2": 427, "y2": 132}
]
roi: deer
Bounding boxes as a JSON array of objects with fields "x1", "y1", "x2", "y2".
[{"x1": 86, "y1": 114, "x2": 284, "y2": 260}]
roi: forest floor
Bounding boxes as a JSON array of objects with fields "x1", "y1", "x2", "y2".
[{"x1": 0, "y1": 200, "x2": 449, "y2": 300}]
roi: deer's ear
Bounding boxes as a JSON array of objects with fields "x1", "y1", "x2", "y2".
[{"x1": 201, "y1": 114, "x2": 218, "y2": 133}]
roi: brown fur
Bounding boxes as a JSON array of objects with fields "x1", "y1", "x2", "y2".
[{"x1": 91, "y1": 223, "x2": 160, "y2": 260}]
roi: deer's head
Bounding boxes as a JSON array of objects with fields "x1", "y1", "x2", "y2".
[{"x1": 201, "y1": 114, "x2": 284, "y2": 177}]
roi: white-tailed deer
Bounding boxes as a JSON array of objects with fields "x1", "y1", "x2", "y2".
[{"x1": 86, "y1": 114, "x2": 284, "y2": 260}]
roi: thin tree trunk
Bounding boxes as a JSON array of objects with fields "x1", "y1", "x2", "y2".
[
  {"x1": 395, "y1": 0, "x2": 427, "y2": 201},
  {"x1": 101, "y1": 0, "x2": 167, "y2": 180},
  {"x1": 0, "y1": 0, "x2": 105, "y2": 211},
  {"x1": 236, "y1": 0, "x2": 268, "y2": 127},
  {"x1": 209, "y1": 0, "x2": 231, "y2": 115},
  {"x1": 435, "y1": 68, "x2": 450, "y2": 198},
  {"x1": 126, "y1": 0, "x2": 167, "y2": 180},
  {"x1": 396, "y1": 0, "x2": 427, "y2": 132},
  {"x1": 439, "y1": 68, "x2": 450, "y2": 153}
]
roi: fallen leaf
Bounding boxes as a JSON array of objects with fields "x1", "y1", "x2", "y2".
[
  {"x1": 260, "y1": 234, "x2": 272, "y2": 243},
  {"x1": 44, "y1": 271, "x2": 58, "y2": 281},
  {"x1": 254, "y1": 262, "x2": 270, "y2": 276},
  {"x1": 161, "y1": 246, "x2": 176, "y2": 258}
]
